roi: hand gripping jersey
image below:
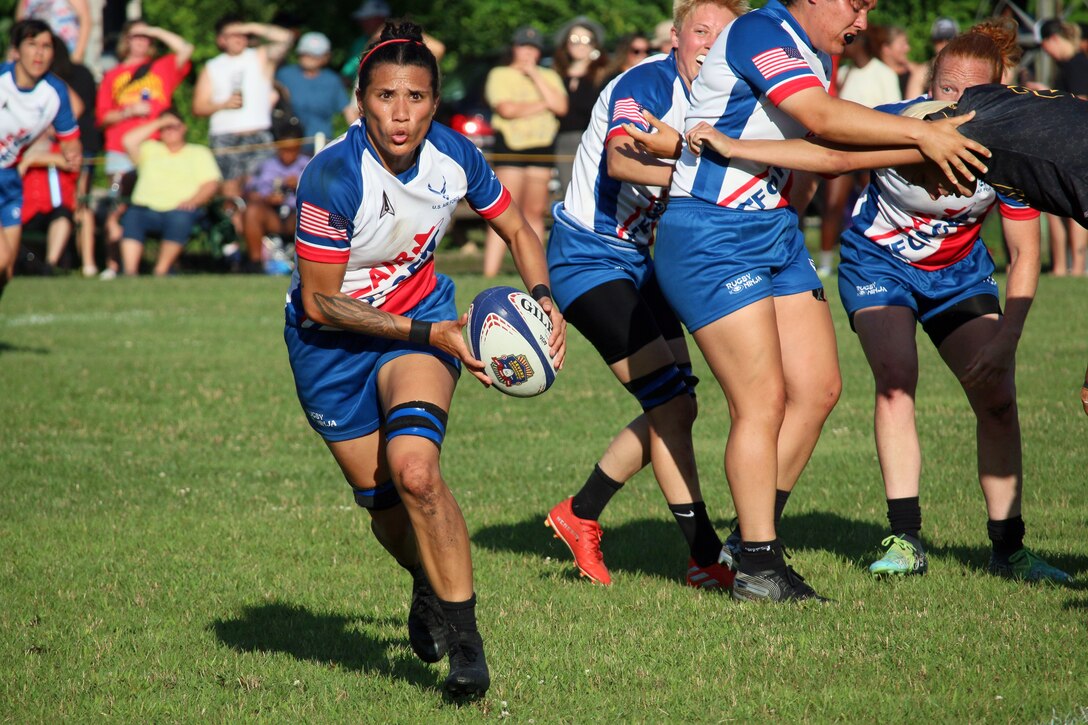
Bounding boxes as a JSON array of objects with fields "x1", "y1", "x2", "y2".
[
  {"x1": 562, "y1": 51, "x2": 690, "y2": 246},
  {"x1": 0, "y1": 62, "x2": 79, "y2": 169},
  {"x1": 670, "y1": 0, "x2": 831, "y2": 210},
  {"x1": 285, "y1": 120, "x2": 510, "y2": 327},
  {"x1": 847, "y1": 96, "x2": 1038, "y2": 271},
  {"x1": 922, "y1": 84, "x2": 1088, "y2": 228}
]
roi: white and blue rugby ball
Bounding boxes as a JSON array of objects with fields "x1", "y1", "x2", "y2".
[{"x1": 467, "y1": 286, "x2": 556, "y2": 397}]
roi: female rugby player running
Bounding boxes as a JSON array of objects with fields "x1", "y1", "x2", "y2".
[
  {"x1": 0, "y1": 19, "x2": 82, "y2": 304},
  {"x1": 284, "y1": 22, "x2": 565, "y2": 698},
  {"x1": 642, "y1": 0, "x2": 988, "y2": 602},
  {"x1": 686, "y1": 21, "x2": 1071, "y2": 583},
  {"x1": 544, "y1": 0, "x2": 744, "y2": 590}
]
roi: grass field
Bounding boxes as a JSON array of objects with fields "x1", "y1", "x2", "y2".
[{"x1": 2, "y1": 267, "x2": 1087, "y2": 722}]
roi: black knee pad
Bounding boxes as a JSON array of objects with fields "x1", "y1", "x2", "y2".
[
  {"x1": 563, "y1": 279, "x2": 664, "y2": 364},
  {"x1": 678, "y1": 362, "x2": 699, "y2": 399},
  {"x1": 385, "y1": 401, "x2": 449, "y2": 450},
  {"x1": 623, "y1": 364, "x2": 689, "y2": 411},
  {"x1": 353, "y1": 479, "x2": 402, "y2": 510}
]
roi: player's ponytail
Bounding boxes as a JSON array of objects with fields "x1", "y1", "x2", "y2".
[
  {"x1": 935, "y1": 18, "x2": 1020, "y2": 85},
  {"x1": 355, "y1": 20, "x2": 440, "y2": 98}
]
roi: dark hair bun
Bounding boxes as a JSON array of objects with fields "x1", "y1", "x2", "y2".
[{"x1": 379, "y1": 20, "x2": 424, "y2": 43}]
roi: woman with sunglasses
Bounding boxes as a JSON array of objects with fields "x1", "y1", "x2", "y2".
[
  {"x1": 553, "y1": 16, "x2": 610, "y2": 194},
  {"x1": 603, "y1": 33, "x2": 653, "y2": 85}
]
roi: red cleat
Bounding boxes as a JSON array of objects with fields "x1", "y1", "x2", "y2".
[
  {"x1": 545, "y1": 497, "x2": 611, "y2": 585},
  {"x1": 686, "y1": 551, "x2": 736, "y2": 590}
]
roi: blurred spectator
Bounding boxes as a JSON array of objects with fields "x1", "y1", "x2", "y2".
[
  {"x1": 0, "y1": 19, "x2": 81, "y2": 303},
  {"x1": 275, "y1": 31, "x2": 354, "y2": 153},
  {"x1": 481, "y1": 25, "x2": 567, "y2": 277},
  {"x1": 876, "y1": 25, "x2": 927, "y2": 99},
  {"x1": 15, "y1": 0, "x2": 90, "y2": 63},
  {"x1": 553, "y1": 16, "x2": 609, "y2": 194},
  {"x1": 17, "y1": 133, "x2": 79, "y2": 273},
  {"x1": 192, "y1": 15, "x2": 292, "y2": 237},
  {"x1": 651, "y1": 19, "x2": 674, "y2": 55},
  {"x1": 604, "y1": 32, "x2": 651, "y2": 85},
  {"x1": 119, "y1": 110, "x2": 221, "y2": 276},
  {"x1": 930, "y1": 17, "x2": 959, "y2": 56},
  {"x1": 1039, "y1": 18, "x2": 1088, "y2": 275},
  {"x1": 96, "y1": 19, "x2": 193, "y2": 278},
  {"x1": 242, "y1": 125, "x2": 308, "y2": 274},
  {"x1": 339, "y1": 0, "x2": 445, "y2": 81},
  {"x1": 817, "y1": 28, "x2": 901, "y2": 277},
  {"x1": 47, "y1": 31, "x2": 99, "y2": 276}
]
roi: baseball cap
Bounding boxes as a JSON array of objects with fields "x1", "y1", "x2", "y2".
[
  {"x1": 931, "y1": 17, "x2": 959, "y2": 41},
  {"x1": 512, "y1": 25, "x2": 544, "y2": 50},
  {"x1": 296, "y1": 31, "x2": 331, "y2": 56},
  {"x1": 352, "y1": 0, "x2": 390, "y2": 21},
  {"x1": 652, "y1": 19, "x2": 674, "y2": 49}
]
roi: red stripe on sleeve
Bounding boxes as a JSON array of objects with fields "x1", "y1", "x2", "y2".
[
  {"x1": 473, "y1": 186, "x2": 512, "y2": 220},
  {"x1": 999, "y1": 202, "x2": 1040, "y2": 221},
  {"x1": 605, "y1": 127, "x2": 631, "y2": 144},
  {"x1": 766, "y1": 75, "x2": 823, "y2": 106},
  {"x1": 296, "y1": 239, "x2": 351, "y2": 264}
]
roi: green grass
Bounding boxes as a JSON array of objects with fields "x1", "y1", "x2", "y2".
[{"x1": 2, "y1": 271, "x2": 1086, "y2": 722}]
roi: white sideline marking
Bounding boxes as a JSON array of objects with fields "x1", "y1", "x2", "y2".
[{"x1": 1, "y1": 310, "x2": 153, "y2": 327}]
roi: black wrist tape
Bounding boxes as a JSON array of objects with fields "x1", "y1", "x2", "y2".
[{"x1": 408, "y1": 319, "x2": 432, "y2": 345}]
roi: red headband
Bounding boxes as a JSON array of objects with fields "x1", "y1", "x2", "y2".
[{"x1": 358, "y1": 38, "x2": 424, "y2": 70}]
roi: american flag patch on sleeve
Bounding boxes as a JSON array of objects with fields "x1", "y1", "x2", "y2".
[
  {"x1": 612, "y1": 98, "x2": 647, "y2": 127},
  {"x1": 299, "y1": 202, "x2": 350, "y2": 241},
  {"x1": 752, "y1": 46, "x2": 809, "y2": 80}
]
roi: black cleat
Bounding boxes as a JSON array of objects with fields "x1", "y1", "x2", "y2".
[
  {"x1": 407, "y1": 576, "x2": 448, "y2": 663},
  {"x1": 443, "y1": 630, "x2": 490, "y2": 699},
  {"x1": 732, "y1": 563, "x2": 828, "y2": 603}
]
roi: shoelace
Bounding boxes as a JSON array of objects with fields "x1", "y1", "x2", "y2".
[{"x1": 879, "y1": 535, "x2": 916, "y2": 556}]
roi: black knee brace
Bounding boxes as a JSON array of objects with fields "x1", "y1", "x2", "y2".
[{"x1": 385, "y1": 401, "x2": 449, "y2": 450}]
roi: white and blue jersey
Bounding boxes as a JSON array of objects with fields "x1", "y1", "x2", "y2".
[
  {"x1": 285, "y1": 119, "x2": 510, "y2": 328},
  {"x1": 845, "y1": 98, "x2": 1038, "y2": 272},
  {"x1": 838, "y1": 97, "x2": 1039, "y2": 325},
  {"x1": 0, "y1": 62, "x2": 79, "y2": 227},
  {"x1": 562, "y1": 51, "x2": 689, "y2": 246},
  {"x1": 670, "y1": 0, "x2": 830, "y2": 210}
]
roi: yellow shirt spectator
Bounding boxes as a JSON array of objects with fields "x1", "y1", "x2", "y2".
[{"x1": 131, "y1": 140, "x2": 222, "y2": 211}]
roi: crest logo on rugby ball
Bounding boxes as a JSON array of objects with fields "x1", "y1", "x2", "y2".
[{"x1": 490, "y1": 354, "x2": 534, "y2": 387}]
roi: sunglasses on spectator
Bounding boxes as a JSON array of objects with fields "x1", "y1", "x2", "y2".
[
  {"x1": 568, "y1": 33, "x2": 594, "y2": 45},
  {"x1": 160, "y1": 122, "x2": 185, "y2": 131},
  {"x1": 629, "y1": 45, "x2": 650, "y2": 56}
]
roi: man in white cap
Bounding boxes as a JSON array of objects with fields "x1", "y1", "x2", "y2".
[
  {"x1": 276, "y1": 31, "x2": 355, "y2": 152},
  {"x1": 339, "y1": 0, "x2": 445, "y2": 81}
]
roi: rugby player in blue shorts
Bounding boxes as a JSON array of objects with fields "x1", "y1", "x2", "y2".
[
  {"x1": 0, "y1": 19, "x2": 81, "y2": 304},
  {"x1": 685, "y1": 21, "x2": 1071, "y2": 583},
  {"x1": 641, "y1": 0, "x2": 992, "y2": 602},
  {"x1": 543, "y1": 0, "x2": 744, "y2": 590},
  {"x1": 284, "y1": 22, "x2": 565, "y2": 698}
]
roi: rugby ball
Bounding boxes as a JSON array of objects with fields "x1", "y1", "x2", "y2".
[{"x1": 467, "y1": 286, "x2": 556, "y2": 397}]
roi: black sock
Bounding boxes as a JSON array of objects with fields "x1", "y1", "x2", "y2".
[
  {"x1": 405, "y1": 564, "x2": 430, "y2": 590},
  {"x1": 887, "y1": 496, "x2": 922, "y2": 540},
  {"x1": 988, "y1": 515, "x2": 1025, "y2": 559},
  {"x1": 570, "y1": 464, "x2": 624, "y2": 520},
  {"x1": 438, "y1": 594, "x2": 478, "y2": 637},
  {"x1": 739, "y1": 539, "x2": 785, "y2": 572},
  {"x1": 774, "y1": 489, "x2": 791, "y2": 526},
  {"x1": 668, "y1": 501, "x2": 723, "y2": 567}
]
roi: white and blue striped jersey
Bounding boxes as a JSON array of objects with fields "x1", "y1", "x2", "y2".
[
  {"x1": 285, "y1": 120, "x2": 510, "y2": 327},
  {"x1": 848, "y1": 97, "x2": 1038, "y2": 271},
  {"x1": 0, "y1": 62, "x2": 79, "y2": 169},
  {"x1": 562, "y1": 51, "x2": 690, "y2": 246},
  {"x1": 670, "y1": 0, "x2": 831, "y2": 210}
]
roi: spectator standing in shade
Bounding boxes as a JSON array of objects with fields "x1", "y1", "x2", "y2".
[
  {"x1": 816, "y1": 27, "x2": 901, "y2": 277},
  {"x1": 118, "y1": 110, "x2": 221, "y2": 276},
  {"x1": 47, "y1": 31, "x2": 99, "y2": 276},
  {"x1": 96, "y1": 19, "x2": 193, "y2": 279},
  {"x1": 16, "y1": 0, "x2": 90, "y2": 62},
  {"x1": 192, "y1": 15, "x2": 292, "y2": 238},
  {"x1": 877, "y1": 26, "x2": 927, "y2": 100},
  {"x1": 553, "y1": 16, "x2": 609, "y2": 195},
  {"x1": 651, "y1": 19, "x2": 675, "y2": 55},
  {"x1": 275, "y1": 32, "x2": 355, "y2": 154},
  {"x1": 339, "y1": 0, "x2": 446, "y2": 82},
  {"x1": 930, "y1": 17, "x2": 959, "y2": 56},
  {"x1": 242, "y1": 124, "x2": 309, "y2": 273},
  {"x1": 603, "y1": 32, "x2": 651, "y2": 86},
  {"x1": 1039, "y1": 19, "x2": 1088, "y2": 275},
  {"x1": 482, "y1": 26, "x2": 568, "y2": 277}
]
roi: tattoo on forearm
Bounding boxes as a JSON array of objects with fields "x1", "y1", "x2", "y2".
[{"x1": 312, "y1": 292, "x2": 402, "y2": 338}]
